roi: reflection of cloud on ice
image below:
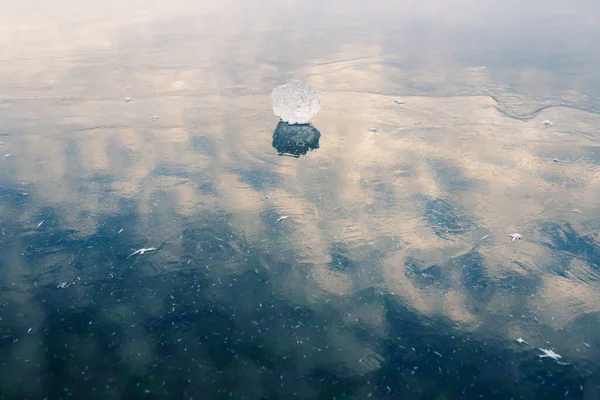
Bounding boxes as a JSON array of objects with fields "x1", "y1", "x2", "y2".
[
  {"x1": 531, "y1": 274, "x2": 600, "y2": 329},
  {"x1": 1, "y1": 1, "x2": 600, "y2": 386},
  {"x1": 3, "y1": 84, "x2": 599, "y2": 342}
]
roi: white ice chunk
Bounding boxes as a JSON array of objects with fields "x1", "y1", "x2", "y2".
[{"x1": 271, "y1": 79, "x2": 321, "y2": 125}]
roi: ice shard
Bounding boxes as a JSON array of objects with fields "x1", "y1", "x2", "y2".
[{"x1": 271, "y1": 78, "x2": 321, "y2": 125}]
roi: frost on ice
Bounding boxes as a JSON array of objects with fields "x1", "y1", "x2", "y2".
[{"x1": 271, "y1": 79, "x2": 321, "y2": 125}]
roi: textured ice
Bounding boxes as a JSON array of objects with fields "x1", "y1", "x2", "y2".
[
  {"x1": 272, "y1": 121, "x2": 321, "y2": 157},
  {"x1": 271, "y1": 79, "x2": 321, "y2": 125}
]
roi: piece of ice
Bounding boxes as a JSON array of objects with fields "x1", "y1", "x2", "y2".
[
  {"x1": 538, "y1": 348, "x2": 562, "y2": 360},
  {"x1": 271, "y1": 79, "x2": 321, "y2": 125},
  {"x1": 124, "y1": 97, "x2": 133, "y2": 102},
  {"x1": 508, "y1": 233, "x2": 522, "y2": 241}
]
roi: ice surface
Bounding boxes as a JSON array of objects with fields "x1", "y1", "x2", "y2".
[{"x1": 271, "y1": 79, "x2": 321, "y2": 125}]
